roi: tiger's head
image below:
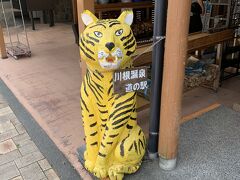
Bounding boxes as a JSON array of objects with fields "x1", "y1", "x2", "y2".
[{"x1": 80, "y1": 10, "x2": 136, "y2": 72}]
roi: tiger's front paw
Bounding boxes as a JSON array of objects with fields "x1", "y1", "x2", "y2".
[
  {"x1": 93, "y1": 166, "x2": 108, "y2": 179},
  {"x1": 85, "y1": 160, "x2": 95, "y2": 172}
]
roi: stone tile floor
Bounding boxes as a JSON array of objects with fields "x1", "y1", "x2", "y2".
[{"x1": 0, "y1": 93, "x2": 60, "y2": 180}]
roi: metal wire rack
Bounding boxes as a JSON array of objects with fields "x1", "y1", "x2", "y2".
[{"x1": 0, "y1": 0, "x2": 31, "y2": 59}]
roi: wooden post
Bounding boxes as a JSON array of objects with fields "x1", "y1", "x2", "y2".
[
  {"x1": 77, "y1": 0, "x2": 94, "y2": 77},
  {"x1": 214, "y1": 43, "x2": 223, "y2": 90},
  {"x1": 158, "y1": 0, "x2": 191, "y2": 170},
  {"x1": 0, "y1": 26, "x2": 7, "y2": 59},
  {"x1": 72, "y1": 0, "x2": 78, "y2": 24}
]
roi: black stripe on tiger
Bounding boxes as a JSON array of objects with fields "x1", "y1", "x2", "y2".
[
  {"x1": 111, "y1": 108, "x2": 133, "y2": 122},
  {"x1": 91, "y1": 142, "x2": 98, "y2": 146},
  {"x1": 90, "y1": 131, "x2": 97, "y2": 136},
  {"x1": 86, "y1": 71, "x2": 102, "y2": 101},
  {"x1": 130, "y1": 117, "x2": 137, "y2": 120},
  {"x1": 98, "y1": 152, "x2": 106, "y2": 157},
  {"x1": 139, "y1": 139, "x2": 144, "y2": 149},
  {"x1": 87, "y1": 33, "x2": 99, "y2": 43},
  {"x1": 97, "y1": 103, "x2": 106, "y2": 108},
  {"x1": 143, "y1": 136, "x2": 146, "y2": 146},
  {"x1": 109, "y1": 134, "x2": 119, "y2": 138},
  {"x1": 107, "y1": 84, "x2": 113, "y2": 95},
  {"x1": 90, "y1": 122, "x2": 97, "y2": 127},
  {"x1": 89, "y1": 23, "x2": 106, "y2": 29},
  {"x1": 101, "y1": 142, "x2": 105, "y2": 148},
  {"x1": 107, "y1": 142, "x2": 113, "y2": 145},
  {"x1": 115, "y1": 93, "x2": 136, "y2": 108},
  {"x1": 101, "y1": 118, "x2": 107, "y2": 122},
  {"x1": 138, "y1": 140, "x2": 142, "y2": 155},
  {"x1": 126, "y1": 50, "x2": 135, "y2": 56},
  {"x1": 82, "y1": 36, "x2": 95, "y2": 46},
  {"x1": 125, "y1": 40, "x2": 136, "y2": 50},
  {"x1": 123, "y1": 36, "x2": 134, "y2": 47},
  {"x1": 109, "y1": 22, "x2": 121, "y2": 27},
  {"x1": 120, "y1": 135, "x2": 129, "y2": 157},
  {"x1": 138, "y1": 130, "x2": 142, "y2": 135},
  {"x1": 86, "y1": 72, "x2": 101, "y2": 101},
  {"x1": 126, "y1": 124, "x2": 133, "y2": 129},
  {"x1": 81, "y1": 97, "x2": 89, "y2": 112},
  {"x1": 89, "y1": 114, "x2": 94, "y2": 117},
  {"x1": 112, "y1": 115, "x2": 130, "y2": 126},
  {"x1": 93, "y1": 72, "x2": 101, "y2": 81},
  {"x1": 83, "y1": 79, "x2": 89, "y2": 97},
  {"x1": 108, "y1": 96, "x2": 115, "y2": 102},
  {"x1": 99, "y1": 110, "x2": 108, "y2": 114},
  {"x1": 80, "y1": 46, "x2": 95, "y2": 61},
  {"x1": 110, "y1": 103, "x2": 133, "y2": 120},
  {"x1": 134, "y1": 140, "x2": 138, "y2": 154},
  {"x1": 113, "y1": 122, "x2": 127, "y2": 130},
  {"x1": 88, "y1": 73, "x2": 104, "y2": 93},
  {"x1": 128, "y1": 144, "x2": 133, "y2": 151},
  {"x1": 121, "y1": 31, "x2": 132, "y2": 41},
  {"x1": 85, "y1": 77, "x2": 100, "y2": 102},
  {"x1": 80, "y1": 38, "x2": 94, "y2": 55},
  {"x1": 95, "y1": 70, "x2": 104, "y2": 78},
  {"x1": 108, "y1": 20, "x2": 119, "y2": 23}
]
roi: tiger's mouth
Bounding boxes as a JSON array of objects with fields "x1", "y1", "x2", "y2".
[{"x1": 98, "y1": 48, "x2": 123, "y2": 70}]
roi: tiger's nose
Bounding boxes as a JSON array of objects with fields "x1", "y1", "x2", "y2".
[{"x1": 105, "y1": 42, "x2": 115, "y2": 51}]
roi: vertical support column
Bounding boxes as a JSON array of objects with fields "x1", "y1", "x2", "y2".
[
  {"x1": 158, "y1": 0, "x2": 191, "y2": 170},
  {"x1": 72, "y1": 0, "x2": 78, "y2": 24},
  {"x1": 0, "y1": 26, "x2": 7, "y2": 59},
  {"x1": 148, "y1": 0, "x2": 167, "y2": 159},
  {"x1": 216, "y1": 43, "x2": 224, "y2": 88},
  {"x1": 77, "y1": 0, "x2": 94, "y2": 77}
]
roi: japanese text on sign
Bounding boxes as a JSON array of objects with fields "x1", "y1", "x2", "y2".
[
  {"x1": 113, "y1": 67, "x2": 148, "y2": 94},
  {"x1": 125, "y1": 81, "x2": 148, "y2": 92},
  {"x1": 114, "y1": 68, "x2": 146, "y2": 81}
]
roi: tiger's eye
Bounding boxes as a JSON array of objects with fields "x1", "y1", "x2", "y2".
[
  {"x1": 94, "y1": 31, "x2": 103, "y2": 38},
  {"x1": 115, "y1": 29, "x2": 123, "y2": 36}
]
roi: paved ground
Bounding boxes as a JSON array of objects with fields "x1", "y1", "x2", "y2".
[
  {"x1": 125, "y1": 106, "x2": 240, "y2": 180},
  {"x1": 0, "y1": 93, "x2": 60, "y2": 180}
]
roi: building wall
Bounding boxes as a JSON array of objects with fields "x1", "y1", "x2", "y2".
[{"x1": 54, "y1": 0, "x2": 73, "y2": 22}]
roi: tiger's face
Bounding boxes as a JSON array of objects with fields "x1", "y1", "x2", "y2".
[{"x1": 80, "y1": 10, "x2": 136, "y2": 72}]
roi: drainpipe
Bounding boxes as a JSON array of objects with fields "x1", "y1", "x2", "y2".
[{"x1": 148, "y1": 0, "x2": 167, "y2": 159}]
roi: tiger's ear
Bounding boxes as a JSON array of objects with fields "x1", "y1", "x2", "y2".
[
  {"x1": 81, "y1": 10, "x2": 98, "y2": 26},
  {"x1": 118, "y1": 10, "x2": 134, "y2": 26}
]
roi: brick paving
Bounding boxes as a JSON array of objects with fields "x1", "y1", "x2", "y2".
[{"x1": 0, "y1": 93, "x2": 60, "y2": 180}]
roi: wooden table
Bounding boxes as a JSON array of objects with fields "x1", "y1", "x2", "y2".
[{"x1": 0, "y1": 26, "x2": 7, "y2": 59}]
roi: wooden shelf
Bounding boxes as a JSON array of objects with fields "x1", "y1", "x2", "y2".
[
  {"x1": 95, "y1": 1, "x2": 153, "y2": 13},
  {"x1": 133, "y1": 29, "x2": 234, "y2": 67},
  {"x1": 134, "y1": 29, "x2": 234, "y2": 112}
]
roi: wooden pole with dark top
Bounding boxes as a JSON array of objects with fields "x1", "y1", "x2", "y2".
[
  {"x1": 158, "y1": 0, "x2": 191, "y2": 170},
  {"x1": 0, "y1": 26, "x2": 7, "y2": 59}
]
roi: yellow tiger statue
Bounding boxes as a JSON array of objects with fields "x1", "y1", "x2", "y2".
[{"x1": 80, "y1": 10, "x2": 146, "y2": 180}]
